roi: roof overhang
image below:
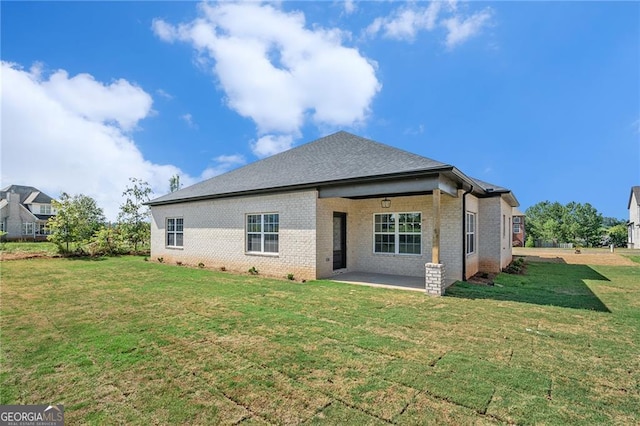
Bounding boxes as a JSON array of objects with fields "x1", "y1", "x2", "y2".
[
  {"x1": 146, "y1": 165, "x2": 520, "y2": 207},
  {"x1": 147, "y1": 166, "x2": 459, "y2": 206},
  {"x1": 318, "y1": 173, "x2": 458, "y2": 199}
]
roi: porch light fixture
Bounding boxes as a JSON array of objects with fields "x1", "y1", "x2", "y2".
[{"x1": 381, "y1": 197, "x2": 391, "y2": 209}]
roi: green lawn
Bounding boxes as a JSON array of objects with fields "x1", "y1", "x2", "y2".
[
  {"x1": 1, "y1": 257, "x2": 639, "y2": 424},
  {"x1": 0, "y1": 241, "x2": 59, "y2": 255}
]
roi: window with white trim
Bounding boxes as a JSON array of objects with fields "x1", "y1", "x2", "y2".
[
  {"x1": 466, "y1": 212, "x2": 476, "y2": 255},
  {"x1": 374, "y1": 212, "x2": 422, "y2": 255},
  {"x1": 513, "y1": 223, "x2": 521, "y2": 233},
  {"x1": 166, "y1": 218, "x2": 184, "y2": 247},
  {"x1": 513, "y1": 216, "x2": 521, "y2": 224},
  {"x1": 23, "y1": 222, "x2": 35, "y2": 235},
  {"x1": 247, "y1": 213, "x2": 279, "y2": 254},
  {"x1": 40, "y1": 204, "x2": 52, "y2": 215}
]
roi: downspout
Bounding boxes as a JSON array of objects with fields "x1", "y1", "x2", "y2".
[{"x1": 461, "y1": 185, "x2": 474, "y2": 281}]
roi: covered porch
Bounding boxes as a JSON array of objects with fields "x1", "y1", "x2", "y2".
[{"x1": 316, "y1": 172, "x2": 464, "y2": 296}]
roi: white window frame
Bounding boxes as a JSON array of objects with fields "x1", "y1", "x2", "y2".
[
  {"x1": 466, "y1": 212, "x2": 476, "y2": 255},
  {"x1": 246, "y1": 213, "x2": 279, "y2": 255},
  {"x1": 39, "y1": 204, "x2": 52, "y2": 215},
  {"x1": 513, "y1": 216, "x2": 521, "y2": 224},
  {"x1": 513, "y1": 223, "x2": 521, "y2": 233},
  {"x1": 373, "y1": 212, "x2": 422, "y2": 255},
  {"x1": 23, "y1": 222, "x2": 35, "y2": 236},
  {"x1": 166, "y1": 217, "x2": 184, "y2": 248}
]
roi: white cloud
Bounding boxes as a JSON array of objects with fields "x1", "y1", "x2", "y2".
[
  {"x1": 151, "y1": 19, "x2": 178, "y2": 42},
  {"x1": 41, "y1": 69, "x2": 153, "y2": 131},
  {"x1": 0, "y1": 62, "x2": 195, "y2": 220},
  {"x1": 156, "y1": 88, "x2": 173, "y2": 99},
  {"x1": 343, "y1": 0, "x2": 356, "y2": 15},
  {"x1": 365, "y1": 2, "x2": 442, "y2": 41},
  {"x1": 200, "y1": 154, "x2": 246, "y2": 179},
  {"x1": 442, "y1": 9, "x2": 492, "y2": 49},
  {"x1": 153, "y1": 2, "x2": 380, "y2": 157},
  {"x1": 251, "y1": 134, "x2": 294, "y2": 158},
  {"x1": 181, "y1": 113, "x2": 197, "y2": 128},
  {"x1": 365, "y1": 1, "x2": 491, "y2": 48}
]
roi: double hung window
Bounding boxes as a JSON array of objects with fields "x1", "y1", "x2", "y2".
[
  {"x1": 466, "y1": 212, "x2": 476, "y2": 255},
  {"x1": 247, "y1": 213, "x2": 279, "y2": 254},
  {"x1": 166, "y1": 218, "x2": 184, "y2": 247}
]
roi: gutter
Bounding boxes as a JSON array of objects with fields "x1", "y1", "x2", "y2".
[{"x1": 461, "y1": 185, "x2": 474, "y2": 281}]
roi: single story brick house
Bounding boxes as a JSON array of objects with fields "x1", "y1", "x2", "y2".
[{"x1": 148, "y1": 132, "x2": 519, "y2": 294}]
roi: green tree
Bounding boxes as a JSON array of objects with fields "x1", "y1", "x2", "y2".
[
  {"x1": 47, "y1": 193, "x2": 106, "y2": 252},
  {"x1": 608, "y1": 224, "x2": 628, "y2": 247},
  {"x1": 525, "y1": 201, "x2": 603, "y2": 247},
  {"x1": 525, "y1": 201, "x2": 569, "y2": 243},
  {"x1": 118, "y1": 178, "x2": 152, "y2": 252},
  {"x1": 603, "y1": 217, "x2": 625, "y2": 227},
  {"x1": 169, "y1": 174, "x2": 182, "y2": 193},
  {"x1": 571, "y1": 202, "x2": 603, "y2": 247}
]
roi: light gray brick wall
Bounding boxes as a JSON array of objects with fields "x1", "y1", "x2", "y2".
[
  {"x1": 464, "y1": 194, "x2": 480, "y2": 279},
  {"x1": 499, "y1": 197, "x2": 514, "y2": 269},
  {"x1": 150, "y1": 190, "x2": 317, "y2": 280},
  {"x1": 478, "y1": 196, "x2": 513, "y2": 273}
]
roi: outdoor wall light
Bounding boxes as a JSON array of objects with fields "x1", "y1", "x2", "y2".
[{"x1": 381, "y1": 197, "x2": 391, "y2": 209}]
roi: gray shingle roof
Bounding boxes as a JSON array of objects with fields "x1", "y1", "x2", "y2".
[
  {"x1": 469, "y1": 177, "x2": 510, "y2": 193},
  {"x1": 149, "y1": 131, "x2": 452, "y2": 205},
  {"x1": 0, "y1": 185, "x2": 54, "y2": 205}
]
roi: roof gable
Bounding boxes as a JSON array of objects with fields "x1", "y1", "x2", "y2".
[
  {"x1": 150, "y1": 131, "x2": 451, "y2": 205},
  {"x1": 629, "y1": 186, "x2": 640, "y2": 209}
]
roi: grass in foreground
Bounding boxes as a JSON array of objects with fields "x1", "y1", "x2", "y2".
[{"x1": 1, "y1": 257, "x2": 639, "y2": 424}]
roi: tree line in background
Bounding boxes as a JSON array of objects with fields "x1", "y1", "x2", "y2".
[
  {"x1": 47, "y1": 178, "x2": 152, "y2": 256},
  {"x1": 524, "y1": 201, "x2": 627, "y2": 248}
]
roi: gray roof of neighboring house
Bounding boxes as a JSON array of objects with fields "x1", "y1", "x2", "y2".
[
  {"x1": 629, "y1": 186, "x2": 640, "y2": 209},
  {"x1": 149, "y1": 131, "x2": 516, "y2": 206},
  {"x1": 0, "y1": 185, "x2": 54, "y2": 205}
]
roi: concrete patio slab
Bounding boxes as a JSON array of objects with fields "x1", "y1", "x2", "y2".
[{"x1": 329, "y1": 271, "x2": 424, "y2": 292}]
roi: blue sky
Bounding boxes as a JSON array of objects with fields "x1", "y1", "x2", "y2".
[{"x1": 2, "y1": 1, "x2": 638, "y2": 220}]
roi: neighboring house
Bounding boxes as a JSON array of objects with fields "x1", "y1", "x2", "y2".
[
  {"x1": 628, "y1": 186, "x2": 640, "y2": 249},
  {"x1": 147, "y1": 132, "x2": 519, "y2": 295},
  {"x1": 0, "y1": 185, "x2": 56, "y2": 241},
  {"x1": 512, "y1": 208, "x2": 526, "y2": 247}
]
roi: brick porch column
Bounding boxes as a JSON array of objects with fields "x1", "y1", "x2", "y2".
[{"x1": 425, "y1": 263, "x2": 446, "y2": 296}]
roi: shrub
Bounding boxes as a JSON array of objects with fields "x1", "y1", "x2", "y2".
[
  {"x1": 248, "y1": 266, "x2": 259, "y2": 275},
  {"x1": 86, "y1": 226, "x2": 128, "y2": 256},
  {"x1": 504, "y1": 257, "x2": 526, "y2": 275},
  {"x1": 198, "y1": 262, "x2": 205, "y2": 268},
  {"x1": 525, "y1": 236, "x2": 535, "y2": 248},
  {"x1": 287, "y1": 273, "x2": 295, "y2": 281},
  {"x1": 157, "y1": 257, "x2": 164, "y2": 263}
]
